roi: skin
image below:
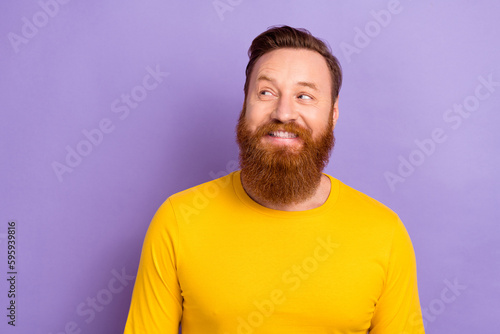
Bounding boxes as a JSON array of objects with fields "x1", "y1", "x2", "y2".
[{"x1": 241, "y1": 48, "x2": 340, "y2": 211}]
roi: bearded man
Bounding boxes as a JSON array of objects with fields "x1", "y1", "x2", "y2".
[{"x1": 124, "y1": 26, "x2": 425, "y2": 334}]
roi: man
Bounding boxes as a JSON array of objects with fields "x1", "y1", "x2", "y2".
[{"x1": 124, "y1": 25, "x2": 425, "y2": 333}]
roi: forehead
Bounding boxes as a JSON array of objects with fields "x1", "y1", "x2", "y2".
[{"x1": 250, "y1": 48, "x2": 331, "y2": 91}]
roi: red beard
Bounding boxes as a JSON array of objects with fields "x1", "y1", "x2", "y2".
[{"x1": 236, "y1": 108, "x2": 335, "y2": 206}]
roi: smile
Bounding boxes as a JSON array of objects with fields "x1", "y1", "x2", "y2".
[{"x1": 268, "y1": 131, "x2": 298, "y2": 139}]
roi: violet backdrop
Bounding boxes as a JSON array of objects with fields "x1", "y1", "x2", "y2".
[{"x1": 1, "y1": 0, "x2": 499, "y2": 333}]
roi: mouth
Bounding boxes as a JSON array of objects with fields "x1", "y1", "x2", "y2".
[{"x1": 267, "y1": 131, "x2": 298, "y2": 139}]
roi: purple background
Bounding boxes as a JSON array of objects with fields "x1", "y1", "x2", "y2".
[{"x1": 1, "y1": 0, "x2": 499, "y2": 333}]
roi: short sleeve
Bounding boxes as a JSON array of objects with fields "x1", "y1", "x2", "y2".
[
  {"x1": 369, "y1": 217, "x2": 425, "y2": 334},
  {"x1": 124, "y1": 198, "x2": 182, "y2": 333}
]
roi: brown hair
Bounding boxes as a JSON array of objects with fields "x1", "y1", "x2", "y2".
[{"x1": 244, "y1": 25, "x2": 342, "y2": 103}]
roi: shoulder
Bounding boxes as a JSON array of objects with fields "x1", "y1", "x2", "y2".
[
  {"x1": 168, "y1": 172, "x2": 234, "y2": 204},
  {"x1": 328, "y1": 176, "x2": 417, "y2": 265},
  {"x1": 152, "y1": 172, "x2": 236, "y2": 225},
  {"x1": 331, "y1": 175, "x2": 398, "y2": 218},
  {"x1": 327, "y1": 174, "x2": 408, "y2": 236}
]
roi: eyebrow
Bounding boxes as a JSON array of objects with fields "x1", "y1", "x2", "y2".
[
  {"x1": 297, "y1": 80, "x2": 318, "y2": 91},
  {"x1": 257, "y1": 75, "x2": 319, "y2": 91}
]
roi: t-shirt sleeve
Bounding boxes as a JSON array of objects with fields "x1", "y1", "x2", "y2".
[
  {"x1": 369, "y1": 217, "x2": 425, "y2": 334},
  {"x1": 123, "y1": 198, "x2": 182, "y2": 333}
]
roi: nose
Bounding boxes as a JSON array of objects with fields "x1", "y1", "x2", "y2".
[{"x1": 271, "y1": 96, "x2": 298, "y2": 123}]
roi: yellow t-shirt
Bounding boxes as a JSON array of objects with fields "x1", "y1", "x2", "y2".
[{"x1": 124, "y1": 171, "x2": 425, "y2": 333}]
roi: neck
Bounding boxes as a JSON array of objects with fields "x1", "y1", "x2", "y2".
[{"x1": 240, "y1": 173, "x2": 331, "y2": 211}]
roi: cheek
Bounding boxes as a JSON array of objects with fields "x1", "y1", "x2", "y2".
[
  {"x1": 245, "y1": 107, "x2": 269, "y2": 132},
  {"x1": 307, "y1": 115, "x2": 331, "y2": 139}
]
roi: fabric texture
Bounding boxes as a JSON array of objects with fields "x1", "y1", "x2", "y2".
[{"x1": 124, "y1": 170, "x2": 425, "y2": 333}]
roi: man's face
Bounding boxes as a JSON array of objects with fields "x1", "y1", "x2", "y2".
[
  {"x1": 236, "y1": 48, "x2": 339, "y2": 206},
  {"x1": 243, "y1": 48, "x2": 338, "y2": 150}
]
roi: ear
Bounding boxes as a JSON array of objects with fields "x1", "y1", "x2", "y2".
[{"x1": 332, "y1": 96, "x2": 339, "y2": 128}]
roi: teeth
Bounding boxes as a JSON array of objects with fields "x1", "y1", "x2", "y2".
[{"x1": 269, "y1": 131, "x2": 298, "y2": 138}]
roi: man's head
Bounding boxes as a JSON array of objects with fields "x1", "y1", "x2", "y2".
[
  {"x1": 236, "y1": 26, "x2": 343, "y2": 206},
  {"x1": 243, "y1": 25, "x2": 342, "y2": 107}
]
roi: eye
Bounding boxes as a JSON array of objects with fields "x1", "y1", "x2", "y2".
[
  {"x1": 258, "y1": 90, "x2": 275, "y2": 100},
  {"x1": 298, "y1": 94, "x2": 313, "y2": 100}
]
